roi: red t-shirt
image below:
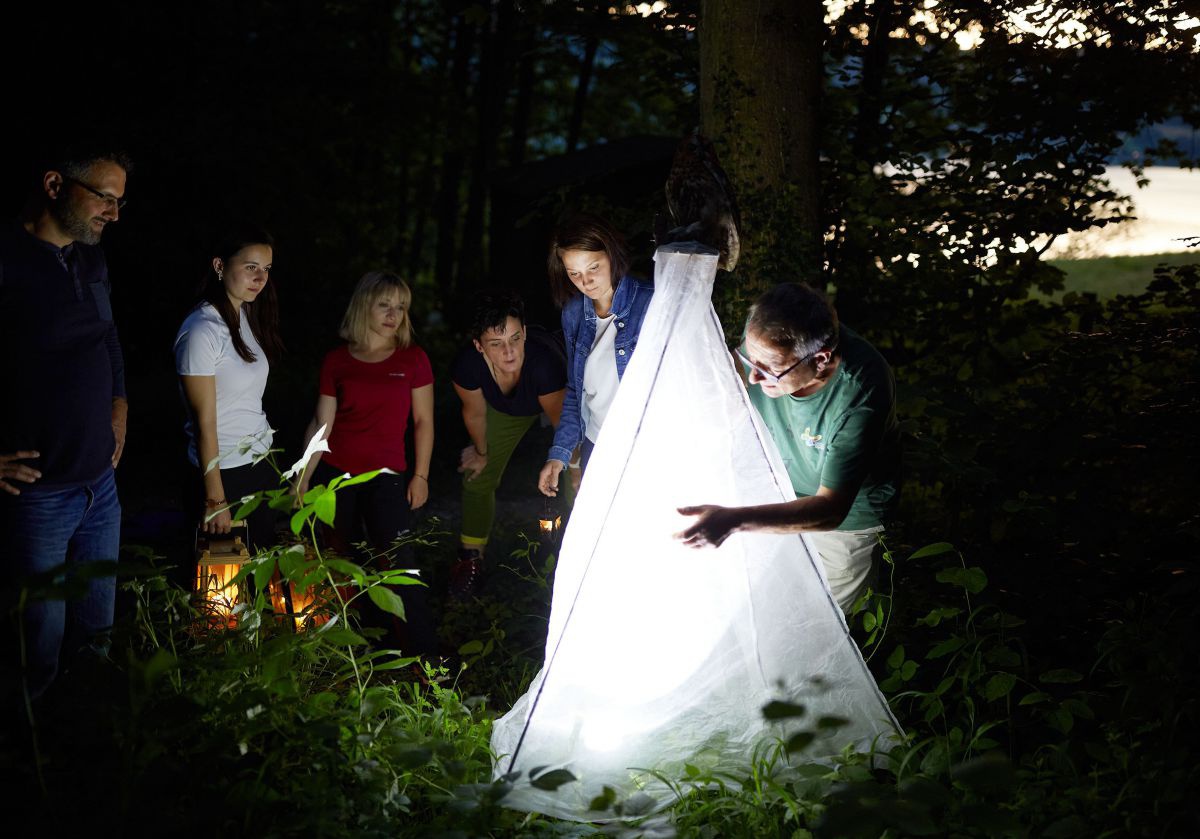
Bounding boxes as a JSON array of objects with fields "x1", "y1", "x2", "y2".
[{"x1": 318, "y1": 344, "x2": 433, "y2": 475}]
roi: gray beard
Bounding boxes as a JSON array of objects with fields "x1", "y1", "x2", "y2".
[{"x1": 49, "y1": 198, "x2": 102, "y2": 245}]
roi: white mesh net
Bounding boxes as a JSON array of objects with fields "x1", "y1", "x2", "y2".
[{"x1": 491, "y1": 244, "x2": 900, "y2": 820}]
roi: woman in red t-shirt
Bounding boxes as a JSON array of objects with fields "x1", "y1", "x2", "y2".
[{"x1": 294, "y1": 271, "x2": 435, "y2": 653}]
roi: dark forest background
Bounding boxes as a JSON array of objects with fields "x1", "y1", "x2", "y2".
[
  {"x1": 4, "y1": 1, "x2": 1197, "y2": 508},
  {"x1": 4, "y1": 2, "x2": 1200, "y2": 834}
]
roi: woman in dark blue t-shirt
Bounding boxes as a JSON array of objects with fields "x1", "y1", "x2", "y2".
[{"x1": 450, "y1": 291, "x2": 567, "y2": 594}]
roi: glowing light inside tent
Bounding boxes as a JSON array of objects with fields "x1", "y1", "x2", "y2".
[{"x1": 491, "y1": 245, "x2": 902, "y2": 821}]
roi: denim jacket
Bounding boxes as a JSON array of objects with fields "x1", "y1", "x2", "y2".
[{"x1": 547, "y1": 274, "x2": 654, "y2": 465}]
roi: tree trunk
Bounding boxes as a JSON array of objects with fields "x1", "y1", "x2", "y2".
[
  {"x1": 700, "y1": 0, "x2": 823, "y2": 330},
  {"x1": 836, "y1": 0, "x2": 894, "y2": 326},
  {"x1": 434, "y1": 11, "x2": 477, "y2": 299},
  {"x1": 566, "y1": 33, "x2": 599, "y2": 153},
  {"x1": 459, "y1": 0, "x2": 515, "y2": 297},
  {"x1": 509, "y1": 30, "x2": 535, "y2": 167}
]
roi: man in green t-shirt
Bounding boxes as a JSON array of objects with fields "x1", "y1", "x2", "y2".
[{"x1": 676, "y1": 282, "x2": 900, "y2": 613}]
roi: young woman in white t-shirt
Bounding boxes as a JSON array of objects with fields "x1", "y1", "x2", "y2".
[{"x1": 174, "y1": 226, "x2": 283, "y2": 549}]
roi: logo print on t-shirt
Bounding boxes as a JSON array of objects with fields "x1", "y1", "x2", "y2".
[
  {"x1": 389, "y1": 372, "x2": 406, "y2": 377},
  {"x1": 800, "y1": 427, "x2": 825, "y2": 450}
]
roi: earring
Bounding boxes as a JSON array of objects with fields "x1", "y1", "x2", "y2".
[{"x1": 217, "y1": 270, "x2": 223, "y2": 281}]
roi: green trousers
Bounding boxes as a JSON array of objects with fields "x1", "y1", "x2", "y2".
[{"x1": 461, "y1": 405, "x2": 573, "y2": 545}]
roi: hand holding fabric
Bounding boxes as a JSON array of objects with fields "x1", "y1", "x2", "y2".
[{"x1": 675, "y1": 504, "x2": 742, "y2": 549}]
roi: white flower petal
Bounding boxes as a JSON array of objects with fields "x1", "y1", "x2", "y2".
[{"x1": 282, "y1": 424, "x2": 331, "y2": 481}]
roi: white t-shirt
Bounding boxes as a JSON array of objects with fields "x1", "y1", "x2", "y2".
[
  {"x1": 174, "y1": 303, "x2": 273, "y2": 469},
  {"x1": 582, "y1": 313, "x2": 620, "y2": 443}
]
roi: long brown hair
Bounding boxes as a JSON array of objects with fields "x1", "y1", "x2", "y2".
[
  {"x1": 546, "y1": 213, "x2": 631, "y2": 308},
  {"x1": 200, "y1": 224, "x2": 283, "y2": 363}
]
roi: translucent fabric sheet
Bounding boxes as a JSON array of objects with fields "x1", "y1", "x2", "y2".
[{"x1": 491, "y1": 244, "x2": 900, "y2": 820}]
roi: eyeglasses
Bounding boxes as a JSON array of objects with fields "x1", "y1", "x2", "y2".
[
  {"x1": 64, "y1": 176, "x2": 127, "y2": 210},
  {"x1": 735, "y1": 346, "x2": 811, "y2": 384}
]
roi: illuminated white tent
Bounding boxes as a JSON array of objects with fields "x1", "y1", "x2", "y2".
[{"x1": 491, "y1": 244, "x2": 900, "y2": 820}]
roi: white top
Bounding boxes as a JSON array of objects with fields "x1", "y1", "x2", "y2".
[
  {"x1": 582, "y1": 312, "x2": 619, "y2": 443},
  {"x1": 174, "y1": 303, "x2": 273, "y2": 469}
]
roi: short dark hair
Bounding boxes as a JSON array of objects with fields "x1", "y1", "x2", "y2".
[
  {"x1": 546, "y1": 213, "x2": 631, "y2": 308},
  {"x1": 36, "y1": 141, "x2": 134, "y2": 186},
  {"x1": 470, "y1": 290, "x2": 525, "y2": 341},
  {"x1": 746, "y1": 282, "x2": 839, "y2": 359}
]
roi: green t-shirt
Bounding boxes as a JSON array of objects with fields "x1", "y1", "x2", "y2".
[{"x1": 747, "y1": 325, "x2": 900, "y2": 531}]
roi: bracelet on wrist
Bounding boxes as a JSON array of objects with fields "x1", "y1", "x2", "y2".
[
  {"x1": 474, "y1": 446, "x2": 488, "y2": 457},
  {"x1": 204, "y1": 498, "x2": 226, "y2": 509},
  {"x1": 413, "y1": 474, "x2": 428, "y2": 482}
]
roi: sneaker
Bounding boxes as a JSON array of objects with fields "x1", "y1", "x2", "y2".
[{"x1": 449, "y1": 548, "x2": 483, "y2": 598}]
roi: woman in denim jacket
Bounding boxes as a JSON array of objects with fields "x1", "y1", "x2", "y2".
[{"x1": 537, "y1": 214, "x2": 654, "y2": 497}]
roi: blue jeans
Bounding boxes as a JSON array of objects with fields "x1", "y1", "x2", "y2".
[{"x1": 1, "y1": 468, "x2": 121, "y2": 699}]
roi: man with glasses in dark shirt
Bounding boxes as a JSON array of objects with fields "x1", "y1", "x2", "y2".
[
  {"x1": 1, "y1": 143, "x2": 132, "y2": 701},
  {"x1": 675, "y1": 282, "x2": 900, "y2": 615}
]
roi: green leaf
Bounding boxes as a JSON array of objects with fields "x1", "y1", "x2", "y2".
[
  {"x1": 918, "y1": 606, "x2": 961, "y2": 627},
  {"x1": 378, "y1": 569, "x2": 425, "y2": 586},
  {"x1": 983, "y1": 673, "x2": 1017, "y2": 701},
  {"x1": 909, "y1": 542, "x2": 956, "y2": 560},
  {"x1": 927, "y1": 637, "x2": 967, "y2": 659},
  {"x1": 252, "y1": 557, "x2": 274, "y2": 593},
  {"x1": 588, "y1": 786, "x2": 617, "y2": 812},
  {"x1": 935, "y1": 566, "x2": 988, "y2": 594},
  {"x1": 458, "y1": 640, "x2": 485, "y2": 655},
  {"x1": 314, "y1": 489, "x2": 337, "y2": 526},
  {"x1": 333, "y1": 469, "x2": 383, "y2": 490},
  {"x1": 1018, "y1": 691, "x2": 1052, "y2": 706},
  {"x1": 615, "y1": 792, "x2": 656, "y2": 817},
  {"x1": 1039, "y1": 669, "x2": 1083, "y2": 684},
  {"x1": 278, "y1": 546, "x2": 306, "y2": 579},
  {"x1": 290, "y1": 506, "x2": 312, "y2": 536},
  {"x1": 1061, "y1": 698, "x2": 1095, "y2": 719},
  {"x1": 370, "y1": 656, "x2": 420, "y2": 671},
  {"x1": 862, "y1": 611, "x2": 878, "y2": 631},
  {"x1": 816, "y1": 715, "x2": 849, "y2": 730},
  {"x1": 233, "y1": 495, "x2": 263, "y2": 521},
  {"x1": 318, "y1": 628, "x2": 367, "y2": 646},
  {"x1": 367, "y1": 585, "x2": 406, "y2": 619},
  {"x1": 530, "y1": 768, "x2": 577, "y2": 791},
  {"x1": 267, "y1": 492, "x2": 296, "y2": 511},
  {"x1": 325, "y1": 558, "x2": 367, "y2": 587},
  {"x1": 887, "y1": 645, "x2": 906, "y2": 669},
  {"x1": 762, "y1": 700, "x2": 807, "y2": 720},
  {"x1": 900, "y1": 660, "x2": 918, "y2": 681}
]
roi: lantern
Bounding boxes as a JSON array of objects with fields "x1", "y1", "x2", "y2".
[
  {"x1": 195, "y1": 522, "x2": 251, "y2": 629},
  {"x1": 269, "y1": 578, "x2": 326, "y2": 631},
  {"x1": 538, "y1": 498, "x2": 562, "y2": 542},
  {"x1": 267, "y1": 543, "x2": 329, "y2": 632}
]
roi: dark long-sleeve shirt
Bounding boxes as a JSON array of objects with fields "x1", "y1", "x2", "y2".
[{"x1": 0, "y1": 222, "x2": 126, "y2": 488}]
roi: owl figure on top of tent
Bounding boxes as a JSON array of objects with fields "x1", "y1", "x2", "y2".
[{"x1": 656, "y1": 129, "x2": 742, "y2": 272}]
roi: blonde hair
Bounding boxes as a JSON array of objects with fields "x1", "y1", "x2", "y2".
[{"x1": 338, "y1": 271, "x2": 415, "y2": 348}]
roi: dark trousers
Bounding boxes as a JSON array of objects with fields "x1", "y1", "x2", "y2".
[
  {"x1": 1, "y1": 468, "x2": 120, "y2": 703},
  {"x1": 215, "y1": 459, "x2": 280, "y2": 553},
  {"x1": 311, "y1": 461, "x2": 436, "y2": 656}
]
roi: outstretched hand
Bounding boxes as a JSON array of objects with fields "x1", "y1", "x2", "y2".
[
  {"x1": 0, "y1": 450, "x2": 42, "y2": 496},
  {"x1": 675, "y1": 504, "x2": 741, "y2": 549}
]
